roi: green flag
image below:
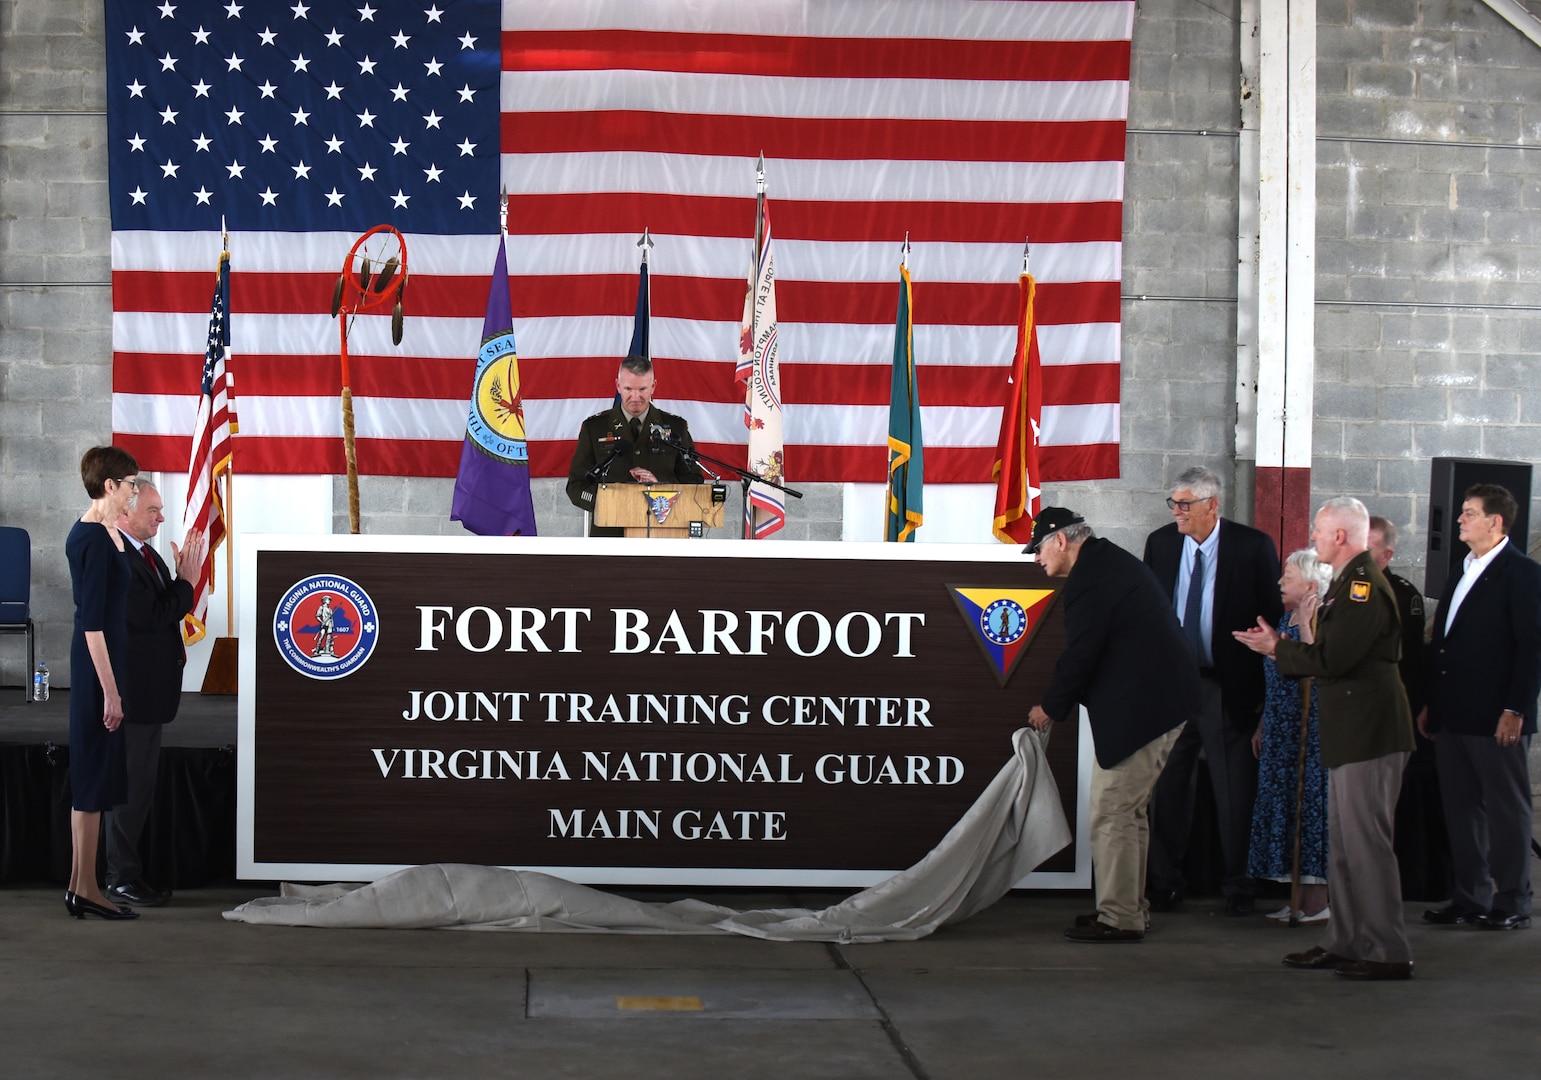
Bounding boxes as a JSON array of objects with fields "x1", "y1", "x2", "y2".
[{"x1": 886, "y1": 263, "x2": 923, "y2": 541}]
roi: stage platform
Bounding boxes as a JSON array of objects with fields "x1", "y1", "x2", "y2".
[
  {"x1": 0, "y1": 689, "x2": 237, "y2": 886},
  {"x1": 0, "y1": 688, "x2": 237, "y2": 747}
]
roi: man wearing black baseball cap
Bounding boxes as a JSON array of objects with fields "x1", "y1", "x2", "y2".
[{"x1": 1025, "y1": 508, "x2": 1201, "y2": 941}]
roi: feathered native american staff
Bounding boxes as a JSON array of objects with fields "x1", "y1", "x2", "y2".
[{"x1": 330, "y1": 225, "x2": 408, "y2": 534}]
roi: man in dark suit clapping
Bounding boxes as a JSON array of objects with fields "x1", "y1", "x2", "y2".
[
  {"x1": 1143, "y1": 466, "x2": 1283, "y2": 915},
  {"x1": 1026, "y1": 508, "x2": 1200, "y2": 942},
  {"x1": 1421, "y1": 484, "x2": 1541, "y2": 931},
  {"x1": 106, "y1": 482, "x2": 204, "y2": 908}
]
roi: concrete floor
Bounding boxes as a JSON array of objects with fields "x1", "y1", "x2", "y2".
[{"x1": 2, "y1": 884, "x2": 1537, "y2": 1079}]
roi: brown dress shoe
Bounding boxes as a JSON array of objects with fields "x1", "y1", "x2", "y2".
[
  {"x1": 1281, "y1": 946, "x2": 1354, "y2": 970},
  {"x1": 1334, "y1": 959, "x2": 1414, "y2": 981}
]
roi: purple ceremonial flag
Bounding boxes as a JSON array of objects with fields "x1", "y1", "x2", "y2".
[{"x1": 450, "y1": 238, "x2": 537, "y2": 536}]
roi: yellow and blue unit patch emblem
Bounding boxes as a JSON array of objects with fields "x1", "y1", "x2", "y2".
[
  {"x1": 949, "y1": 587, "x2": 1057, "y2": 686},
  {"x1": 1350, "y1": 580, "x2": 1372, "y2": 602}
]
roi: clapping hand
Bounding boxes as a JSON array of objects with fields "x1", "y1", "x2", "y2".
[
  {"x1": 172, "y1": 528, "x2": 208, "y2": 582},
  {"x1": 1232, "y1": 617, "x2": 1280, "y2": 657}
]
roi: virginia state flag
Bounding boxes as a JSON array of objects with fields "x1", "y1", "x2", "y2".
[
  {"x1": 737, "y1": 196, "x2": 786, "y2": 539},
  {"x1": 450, "y1": 237, "x2": 538, "y2": 536},
  {"x1": 992, "y1": 272, "x2": 1044, "y2": 544},
  {"x1": 885, "y1": 263, "x2": 923, "y2": 542}
]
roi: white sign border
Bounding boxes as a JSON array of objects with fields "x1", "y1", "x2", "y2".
[{"x1": 237, "y1": 534, "x2": 1093, "y2": 889}]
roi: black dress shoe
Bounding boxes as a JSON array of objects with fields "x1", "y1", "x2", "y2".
[
  {"x1": 1224, "y1": 894, "x2": 1256, "y2": 917},
  {"x1": 1476, "y1": 911, "x2": 1531, "y2": 931},
  {"x1": 69, "y1": 895, "x2": 140, "y2": 921},
  {"x1": 107, "y1": 881, "x2": 170, "y2": 908},
  {"x1": 1146, "y1": 887, "x2": 1183, "y2": 913},
  {"x1": 1075, "y1": 911, "x2": 1151, "y2": 931},
  {"x1": 1064, "y1": 921, "x2": 1144, "y2": 943},
  {"x1": 1282, "y1": 946, "x2": 1354, "y2": 970},
  {"x1": 1334, "y1": 959, "x2": 1414, "y2": 981},
  {"x1": 1422, "y1": 903, "x2": 1479, "y2": 926}
]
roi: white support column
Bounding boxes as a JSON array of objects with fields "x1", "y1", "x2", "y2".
[
  {"x1": 1251, "y1": 0, "x2": 1315, "y2": 554},
  {"x1": 1283, "y1": 0, "x2": 1317, "y2": 500},
  {"x1": 1234, "y1": 0, "x2": 1261, "y2": 466}
]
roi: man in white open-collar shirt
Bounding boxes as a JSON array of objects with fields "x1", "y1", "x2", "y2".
[{"x1": 1421, "y1": 483, "x2": 1541, "y2": 932}]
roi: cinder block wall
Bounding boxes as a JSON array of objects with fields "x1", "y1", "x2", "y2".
[{"x1": 4, "y1": 0, "x2": 1541, "y2": 686}]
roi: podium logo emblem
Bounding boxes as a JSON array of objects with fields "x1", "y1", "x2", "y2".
[
  {"x1": 646, "y1": 489, "x2": 681, "y2": 525},
  {"x1": 273, "y1": 575, "x2": 380, "y2": 680},
  {"x1": 949, "y1": 586, "x2": 1057, "y2": 686}
]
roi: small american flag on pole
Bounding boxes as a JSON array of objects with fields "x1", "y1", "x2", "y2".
[{"x1": 180, "y1": 249, "x2": 235, "y2": 646}]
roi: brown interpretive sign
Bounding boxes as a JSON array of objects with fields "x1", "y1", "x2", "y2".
[{"x1": 238, "y1": 536, "x2": 1087, "y2": 886}]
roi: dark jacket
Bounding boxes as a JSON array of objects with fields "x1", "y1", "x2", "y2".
[
  {"x1": 1041, "y1": 537, "x2": 1200, "y2": 768},
  {"x1": 122, "y1": 542, "x2": 194, "y2": 725},
  {"x1": 1144, "y1": 518, "x2": 1283, "y2": 731},
  {"x1": 1425, "y1": 539, "x2": 1541, "y2": 737},
  {"x1": 1273, "y1": 551, "x2": 1415, "y2": 767},
  {"x1": 1385, "y1": 569, "x2": 1427, "y2": 719},
  {"x1": 565, "y1": 404, "x2": 705, "y2": 516}
]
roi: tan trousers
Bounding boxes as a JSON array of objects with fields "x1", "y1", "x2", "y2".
[
  {"x1": 1319, "y1": 752, "x2": 1413, "y2": 964},
  {"x1": 1091, "y1": 724, "x2": 1185, "y2": 931}
]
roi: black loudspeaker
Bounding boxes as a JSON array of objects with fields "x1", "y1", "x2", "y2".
[{"x1": 1423, "y1": 457, "x2": 1532, "y2": 600}]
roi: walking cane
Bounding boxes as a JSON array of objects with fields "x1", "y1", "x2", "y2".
[
  {"x1": 1287, "y1": 604, "x2": 1319, "y2": 929},
  {"x1": 1287, "y1": 673, "x2": 1312, "y2": 927}
]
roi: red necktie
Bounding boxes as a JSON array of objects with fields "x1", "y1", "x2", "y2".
[{"x1": 142, "y1": 543, "x2": 163, "y2": 583}]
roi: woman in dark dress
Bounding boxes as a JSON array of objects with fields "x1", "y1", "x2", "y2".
[
  {"x1": 64, "y1": 446, "x2": 141, "y2": 920},
  {"x1": 1247, "y1": 548, "x2": 1332, "y2": 924}
]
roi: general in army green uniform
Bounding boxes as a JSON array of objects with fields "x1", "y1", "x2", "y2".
[
  {"x1": 1235, "y1": 497, "x2": 1417, "y2": 981},
  {"x1": 565, "y1": 355, "x2": 704, "y2": 536}
]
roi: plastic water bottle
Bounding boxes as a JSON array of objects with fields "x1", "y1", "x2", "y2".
[{"x1": 33, "y1": 661, "x2": 49, "y2": 702}]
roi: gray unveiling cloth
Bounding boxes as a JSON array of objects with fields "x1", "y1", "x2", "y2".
[{"x1": 224, "y1": 727, "x2": 1070, "y2": 942}]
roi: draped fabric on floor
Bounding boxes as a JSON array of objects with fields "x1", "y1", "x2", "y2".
[{"x1": 225, "y1": 728, "x2": 1072, "y2": 942}]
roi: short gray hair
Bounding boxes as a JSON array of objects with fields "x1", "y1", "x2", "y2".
[
  {"x1": 1367, "y1": 515, "x2": 1397, "y2": 549},
  {"x1": 1173, "y1": 465, "x2": 1222, "y2": 503},
  {"x1": 1059, "y1": 523, "x2": 1095, "y2": 546},
  {"x1": 124, "y1": 480, "x2": 159, "y2": 514},
  {"x1": 1285, "y1": 547, "x2": 1331, "y2": 599},
  {"x1": 1319, "y1": 496, "x2": 1370, "y2": 547}
]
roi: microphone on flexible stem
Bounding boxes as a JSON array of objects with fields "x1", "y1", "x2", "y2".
[{"x1": 585, "y1": 443, "x2": 625, "y2": 483}]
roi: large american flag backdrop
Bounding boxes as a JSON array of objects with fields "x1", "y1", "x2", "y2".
[{"x1": 108, "y1": 0, "x2": 1130, "y2": 485}]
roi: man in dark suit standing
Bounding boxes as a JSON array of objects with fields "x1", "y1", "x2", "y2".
[
  {"x1": 1369, "y1": 515, "x2": 1451, "y2": 901},
  {"x1": 1143, "y1": 466, "x2": 1283, "y2": 915},
  {"x1": 1026, "y1": 508, "x2": 1200, "y2": 942},
  {"x1": 106, "y1": 481, "x2": 203, "y2": 908},
  {"x1": 1421, "y1": 484, "x2": 1541, "y2": 931},
  {"x1": 1237, "y1": 497, "x2": 1417, "y2": 980}
]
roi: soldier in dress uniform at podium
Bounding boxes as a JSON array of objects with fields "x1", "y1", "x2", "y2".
[{"x1": 566, "y1": 355, "x2": 705, "y2": 536}]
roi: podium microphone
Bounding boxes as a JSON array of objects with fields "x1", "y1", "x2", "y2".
[{"x1": 585, "y1": 443, "x2": 625, "y2": 483}]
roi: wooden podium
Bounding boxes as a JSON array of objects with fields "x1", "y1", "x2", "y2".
[{"x1": 594, "y1": 483, "x2": 725, "y2": 538}]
